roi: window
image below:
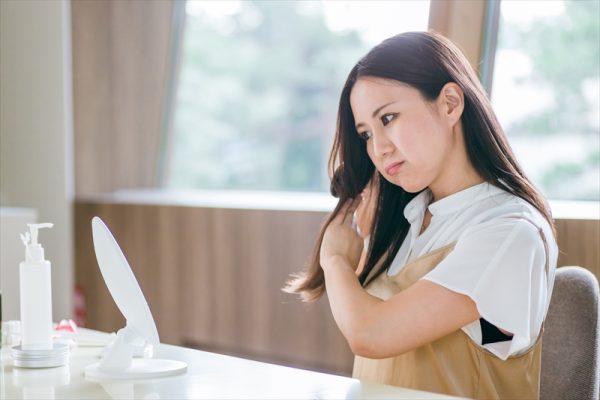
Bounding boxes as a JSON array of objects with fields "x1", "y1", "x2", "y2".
[
  {"x1": 165, "y1": 1, "x2": 430, "y2": 192},
  {"x1": 491, "y1": 0, "x2": 600, "y2": 201}
]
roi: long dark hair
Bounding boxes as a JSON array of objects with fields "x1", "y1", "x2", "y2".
[{"x1": 284, "y1": 31, "x2": 555, "y2": 302}]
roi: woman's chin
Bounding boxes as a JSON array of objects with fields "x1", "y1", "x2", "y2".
[{"x1": 387, "y1": 176, "x2": 427, "y2": 193}]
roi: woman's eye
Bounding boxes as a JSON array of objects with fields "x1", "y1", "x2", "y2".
[
  {"x1": 358, "y1": 131, "x2": 372, "y2": 141},
  {"x1": 381, "y1": 113, "x2": 396, "y2": 126}
]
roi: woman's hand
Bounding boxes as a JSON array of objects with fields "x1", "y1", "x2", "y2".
[
  {"x1": 320, "y1": 199, "x2": 364, "y2": 272},
  {"x1": 353, "y1": 178, "x2": 377, "y2": 239},
  {"x1": 320, "y1": 177, "x2": 379, "y2": 273}
]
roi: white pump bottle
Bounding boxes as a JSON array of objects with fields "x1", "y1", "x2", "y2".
[{"x1": 19, "y1": 223, "x2": 54, "y2": 350}]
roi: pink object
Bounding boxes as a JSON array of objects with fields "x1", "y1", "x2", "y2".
[{"x1": 55, "y1": 319, "x2": 77, "y2": 333}]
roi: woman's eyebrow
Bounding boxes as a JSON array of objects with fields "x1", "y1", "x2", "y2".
[
  {"x1": 371, "y1": 101, "x2": 397, "y2": 118},
  {"x1": 356, "y1": 101, "x2": 399, "y2": 130}
]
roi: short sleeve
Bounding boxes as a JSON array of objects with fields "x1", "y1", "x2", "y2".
[{"x1": 421, "y1": 217, "x2": 550, "y2": 360}]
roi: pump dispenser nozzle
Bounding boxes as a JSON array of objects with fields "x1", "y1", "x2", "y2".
[{"x1": 21, "y1": 223, "x2": 53, "y2": 262}]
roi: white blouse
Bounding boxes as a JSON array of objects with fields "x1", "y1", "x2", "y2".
[{"x1": 386, "y1": 181, "x2": 558, "y2": 360}]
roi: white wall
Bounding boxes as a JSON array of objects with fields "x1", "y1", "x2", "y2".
[{"x1": 0, "y1": 0, "x2": 74, "y2": 321}]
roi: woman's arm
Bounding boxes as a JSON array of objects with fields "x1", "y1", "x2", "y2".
[{"x1": 321, "y1": 203, "x2": 480, "y2": 359}]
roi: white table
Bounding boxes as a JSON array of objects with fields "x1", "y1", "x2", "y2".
[{"x1": 1, "y1": 338, "x2": 461, "y2": 399}]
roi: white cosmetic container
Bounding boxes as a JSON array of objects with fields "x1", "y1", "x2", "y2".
[{"x1": 19, "y1": 223, "x2": 54, "y2": 350}]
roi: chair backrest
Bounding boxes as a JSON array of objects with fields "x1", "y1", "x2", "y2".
[{"x1": 541, "y1": 266, "x2": 600, "y2": 400}]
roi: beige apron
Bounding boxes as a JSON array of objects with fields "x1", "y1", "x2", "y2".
[{"x1": 353, "y1": 218, "x2": 550, "y2": 399}]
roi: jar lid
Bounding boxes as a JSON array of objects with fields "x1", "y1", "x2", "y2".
[{"x1": 11, "y1": 343, "x2": 70, "y2": 368}]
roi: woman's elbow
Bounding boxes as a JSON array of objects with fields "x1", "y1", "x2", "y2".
[
  {"x1": 347, "y1": 327, "x2": 388, "y2": 359},
  {"x1": 347, "y1": 324, "x2": 414, "y2": 359},
  {"x1": 349, "y1": 338, "x2": 373, "y2": 358},
  {"x1": 349, "y1": 337, "x2": 388, "y2": 359}
]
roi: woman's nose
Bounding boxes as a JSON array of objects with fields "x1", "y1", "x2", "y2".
[{"x1": 371, "y1": 131, "x2": 394, "y2": 158}]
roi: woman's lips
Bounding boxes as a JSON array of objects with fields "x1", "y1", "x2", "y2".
[{"x1": 385, "y1": 161, "x2": 405, "y2": 175}]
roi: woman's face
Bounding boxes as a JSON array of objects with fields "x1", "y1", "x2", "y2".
[{"x1": 349, "y1": 77, "x2": 454, "y2": 193}]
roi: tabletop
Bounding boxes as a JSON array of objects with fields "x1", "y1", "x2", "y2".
[{"x1": 1, "y1": 336, "x2": 461, "y2": 399}]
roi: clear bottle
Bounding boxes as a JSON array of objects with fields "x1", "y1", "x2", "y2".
[{"x1": 19, "y1": 223, "x2": 53, "y2": 350}]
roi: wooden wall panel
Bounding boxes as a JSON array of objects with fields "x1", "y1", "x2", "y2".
[
  {"x1": 555, "y1": 218, "x2": 600, "y2": 278},
  {"x1": 75, "y1": 200, "x2": 599, "y2": 376},
  {"x1": 74, "y1": 202, "x2": 354, "y2": 375},
  {"x1": 179, "y1": 207, "x2": 215, "y2": 344}
]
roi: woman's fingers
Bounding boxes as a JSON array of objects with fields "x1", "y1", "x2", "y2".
[
  {"x1": 353, "y1": 181, "x2": 377, "y2": 238},
  {"x1": 334, "y1": 174, "x2": 379, "y2": 235},
  {"x1": 321, "y1": 197, "x2": 365, "y2": 271}
]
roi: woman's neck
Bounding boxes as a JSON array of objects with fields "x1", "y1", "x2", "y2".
[
  {"x1": 429, "y1": 126, "x2": 484, "y2": 202},
  {"x1": 430, "y1": 171, "x2": 485, "y2": 202}
]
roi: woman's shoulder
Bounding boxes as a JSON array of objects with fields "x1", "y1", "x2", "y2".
[
  {"x1": 459, "y1": 188, "x2": 557, "y2": 254},
  {"x1": 467, "y1": 186, "x2": 549, "y2": 228}
]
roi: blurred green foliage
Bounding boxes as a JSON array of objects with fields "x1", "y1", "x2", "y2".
[
  {"x1": 497, "y1": 0, "x2": 599, "y2": 200},
  {"x1": 169, "y1": 0, "x2": 599, "y2": 201},
  {"x1": 168, "y1": 1, "x2": 367, "y2": 192},
  {"x1": 503, "y1": 0, "x2": 599, "y2": 136}
]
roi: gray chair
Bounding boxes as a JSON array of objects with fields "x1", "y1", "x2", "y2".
[{"x1": 541, "y1": 266, "x2": 600, "y2": 400}]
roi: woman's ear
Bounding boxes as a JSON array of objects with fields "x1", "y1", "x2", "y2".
[{"x1": 438, "y1": 82, "x2": 464, "y2": 126}]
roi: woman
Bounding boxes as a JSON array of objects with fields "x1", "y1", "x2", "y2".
[{"x1": 285, "y1": 31, "x2": 558, "y2": 399}]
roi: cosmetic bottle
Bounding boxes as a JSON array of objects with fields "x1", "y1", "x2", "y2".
[
  {"x1": 13, "y1": 223, "x2": 69, "y2": 368},
  {"x1": 19, "y1": 223, "x2": 54, "y2": 350}
]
